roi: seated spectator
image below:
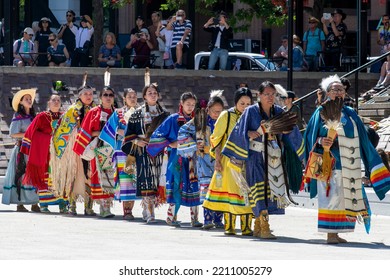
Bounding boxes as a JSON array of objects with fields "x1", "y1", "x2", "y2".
[
  {"x1": 374, "y1": 44, "x2": 390, "y2": 90},
  {"x1": 98, "y1": 32, "x2": 121, "y2": 68},
  {"x1": 273, "y1": 35, "x2": 288, "y2": 68},
  {"x1": 280, "y1": 35, "x2": 307, "y2": 71},
  {"x1": 125, "y1": 28, "x2": 153, "y2": 68},
  {"x1": 47, "y1": 33, "x2": 69, "y2": 67},
  {"x1": 13, "y1": 27, "x2": 35, "y2": 67},
  {"x1": 303, "y1": 16, "x2": 325, "y2": 71},
  {"x1": 377, "y1": 14, "x2": 390, "y2": 55}
]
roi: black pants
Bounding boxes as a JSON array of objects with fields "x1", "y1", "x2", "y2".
[{"x1": 71, "y1": 49, "x2": 90, "y2": 67}]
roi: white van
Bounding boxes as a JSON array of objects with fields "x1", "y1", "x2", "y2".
[{"x1": 194, "y1": 51, "x2": 277, "y2": 71}]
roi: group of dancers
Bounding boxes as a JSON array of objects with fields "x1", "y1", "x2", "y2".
[{"x1": 2, "y1": 70, "x2": 390, "y2": 244}]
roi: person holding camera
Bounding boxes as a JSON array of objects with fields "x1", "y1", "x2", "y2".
[
  {"x1": 126, "y1": 28, "x2": 153, "y2": 68},
  {"x1": 71, "y1": 15, "x2": 94, "y2": 67},
  {"x1": 57, "y1": 10, "x2": 78, "y2": 63},
  {"x1": 167, "y1": 10, "x2": 192, "y2": 69},
  {"x1": 321, "y1": 9, "x2": 347, "y2": 71},
  {"x1": 203, "y1": 11, "x2": 232, "y2": 70}
]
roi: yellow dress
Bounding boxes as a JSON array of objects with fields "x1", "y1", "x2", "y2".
[{"x1": 202, "y1": 108, "x2": 253, "y2": 215}]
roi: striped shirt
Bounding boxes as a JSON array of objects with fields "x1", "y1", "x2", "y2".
[{"x1": 171, "y1": 20, "x2": 192, "y2": 48}]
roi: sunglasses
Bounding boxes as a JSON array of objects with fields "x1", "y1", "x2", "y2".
[
  {"x1": 102, "y1": 93, "x2": 115, "y2": 98},
  {"x1": 49, "y1": 39, "x2": 55, "y2": 42}
]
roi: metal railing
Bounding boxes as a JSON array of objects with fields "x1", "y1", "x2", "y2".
[{"x1": 293, "y1": 50, "x2": 390, "y2": 113}]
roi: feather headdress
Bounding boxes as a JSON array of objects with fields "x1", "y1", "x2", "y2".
[
  {"x1": 81, "y1": 71, "x2": 88, "y2": 87},
  {"x1": 210, "y1": 89, "x2": 223, "y2": 98},
  {"x1": 144, "y1": 67, "x2": 150, "y2": 87},
  {"x1": 274, "y1": 84, "x2": 287, "y2": 98},
  {"x1": 104, "y1": 67, "x2": 111, "y2": 87},
  {"x1": 320, "y1": 74, "x2": 341, "y2": 92}
]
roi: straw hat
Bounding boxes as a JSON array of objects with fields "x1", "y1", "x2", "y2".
[
  {"x1": 12, "y1": 89, "x2": 36, "y2": 112},
  {"x1": 308, "y1": 16, "x2": 319, "y2": 24}
]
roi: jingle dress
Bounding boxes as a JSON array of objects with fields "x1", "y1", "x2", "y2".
[
  {"x1": 2, "y1": 113, "x2": 39, "y2": 205},
  {"x1": 304, "y1": 105, "x2": 390, "y2": 233}
]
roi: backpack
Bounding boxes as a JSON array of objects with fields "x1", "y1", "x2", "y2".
[{"x1": 15, "y1": 39, "x2": 34, "y2": 55}]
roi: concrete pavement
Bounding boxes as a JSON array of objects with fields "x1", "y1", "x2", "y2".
[{"x1": 1, "y1": 194, "x2": 390, "y2": 260}]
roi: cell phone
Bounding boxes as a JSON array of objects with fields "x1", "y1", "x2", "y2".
[
  {"x1": 323, "y1": 13, "x2": 331, "y2": 20},
  {"x1": 176, "y1": 16, "x2": 182, "y2": 21}
]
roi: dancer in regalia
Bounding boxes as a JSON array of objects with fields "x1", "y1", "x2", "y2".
[
  {"x1": 222, "y1": 82, "x2": 304, "y2": 239},
  {"x1": 203, "y1": 87, "x2": 254, "y2": 235},
  {"x1": 148, "y1": 92, "x2": 201, "y2": 227},
  {"x1": 121, "y1": 70, "x2": 169, "y2": 224},
  {"x1": 177, "y1": 90, "x2": 225, "y2": 229},
  {"x1": 21, "y1": 94, "x2": 67, "y2": 213},
  {"x1": 100, "y1": 88, "x2": 139, "y2": 219},
  {"x1": 73, "y1": 83, "x2": 116, "y2": 218},
  {"x1": 2, "y1": 89, "x2": 40, "y2": 212},
  {"x1": 50, "y1": 75, "x2": 97, "y2": 216},
  {"x1": 304, "y1": 75, "x2": 390, "y2": 244}
]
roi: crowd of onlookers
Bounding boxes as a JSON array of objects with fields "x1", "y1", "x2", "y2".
[{"x1": 3, "y1": 8, "x2": 390, "y2": 74}]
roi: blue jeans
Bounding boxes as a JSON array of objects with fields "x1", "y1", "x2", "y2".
[{"x1": 208, "y1": 48, "x2": 228, "y2": 70}]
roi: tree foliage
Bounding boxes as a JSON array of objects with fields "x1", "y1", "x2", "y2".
[{"x1": 162, "y1": 0, "x2": 288, "y2": 31}]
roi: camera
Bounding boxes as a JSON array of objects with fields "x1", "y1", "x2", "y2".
[
  {"x1": 213, "y1": 17, "x2": 220, "y2": 25},
  {"x1": 323, "y1": 13, "x2": 331, "y2": 20}
]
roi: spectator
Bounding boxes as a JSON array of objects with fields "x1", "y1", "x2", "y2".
[
  {"x1": 203, "y1": 11, "x2": 233, "y2": 70},
  {"x1": 280, "y1": 35, "x2": 306, "y2": 71},
  {"x1": 31, "y1": 21, "x2": 39, "y2": 42},
  {"x1": 167, "y1": 9, "x2": 192, "y2": 69},
  {"x1": 98, "y1": 32, "x2": 121, "y2": 68},
  {"x1": 374, "y1": 44, "x2": 390, "y2": 90},
  {"x1": 321, "y1": 9, "x2": 347, "y2": 71},
  {"x1": 148, "y1": 11, "x2": 164, "y2": 68},
  {"x1": 72, "y1": 15, "x2": 94, "y2": 67},
  {"x1": 340, "y1": 77, "x2": 356, "y2": 111},
  {"x1": 303, "y1": 16, "x2": 325, "y2": 71},
  {"x1": 156, "y1": 17, "x2": 174, "y2": 68},
  {"x1": 47, "y1": 33, "x2": 69, "y2": 67},
  {"x1": 57, "y1": 10, "x2": 78, "y2": 64},
  {"x1": 273, "y1": 35, "x2": 288, "y2": 68},
  {"x1": 13, "y1": 27, "x2": 35, "y2": 67},
  {"x1": 122, "y1": 15, "x2": 146, "y2": 68},
  {"x1": 284, "y1": 91, "x2": 305, "y2": 130},
  {"x1": 126, "y1": 28, "x2": 153, "y2": 68},
  {"x1": 34, "y1": 17, "x2": 52, "y2": 66},
  {"x1": 377, "y1": 14, "x2": 390, "y2": 54}
]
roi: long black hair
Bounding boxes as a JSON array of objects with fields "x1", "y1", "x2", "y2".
[{"x1": 17, "y1": 95, "x2": 36, "y2": 117}]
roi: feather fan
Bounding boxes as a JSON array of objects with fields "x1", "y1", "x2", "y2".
[
  {"x1": 320, "y1": 97, "x2": 343, "y2": 130},
  {"x1": 144, "y1": 111, "x2": 170, "y2": 140},
  {"x1": 262, "y1": 111, "x2": 298, "y2": 135}
]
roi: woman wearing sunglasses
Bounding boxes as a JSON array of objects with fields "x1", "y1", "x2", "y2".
[
  {"x1": 47, "y1": 33, "x2": 70, "y2": 67},
  {"x1": 73, "y1": 87, "x2": 116, "y2": 218}
]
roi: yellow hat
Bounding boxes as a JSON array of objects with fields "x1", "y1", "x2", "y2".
[{"x1": 12, "y1": 88, "x2": 36, "y2": 112}]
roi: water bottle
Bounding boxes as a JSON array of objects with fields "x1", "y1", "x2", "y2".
[{"x1": 216, "y1": 172, "x2": 222, "y2": 188}]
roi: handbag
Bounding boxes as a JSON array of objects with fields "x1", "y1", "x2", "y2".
[
  {"x1": 123, "y1": 144, "x2": 137, "y2": 175},
  {"x1": 94, "y1": 143, "x2": 114, "y2": 171},
  {"x1": 303, "y1": 141, "x2": 334, "y2": 182},
  {"x1": 80, "y1": 137, "x2": 98, "y2": 161}
]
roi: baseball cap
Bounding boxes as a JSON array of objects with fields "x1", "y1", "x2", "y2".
[
  {"x1": 136, "y1": 15, "x2": 144, "y2": 21},
  {"x1": 23, "y1": 27, "x2": 34, "y2": 35},
  {"x1": 140, "y1": 28, "x2": 149, "y2": 35}
]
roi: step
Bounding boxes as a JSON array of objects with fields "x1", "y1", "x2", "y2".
[
  {"x1": 359, "y1": 109, "x2": 389, "y2": 117},
  {"x1": 360, "y1": 103, "x2": 390, "y2": 109},
  {"x1": 372, "y1": 95, "x2": 390, "y2": 102}
]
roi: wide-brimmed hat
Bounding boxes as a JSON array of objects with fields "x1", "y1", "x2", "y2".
[
  {"x1": 38, "y1": 17, "x2": 52, "y2": 28},
  {"x1": 331, "y1": 9, "x2": 346, "y2": 20},
  {"x1": 12, "y1": 89, "x2": 36, "y2": 112},
  {"x1": 308, "y1": 16, "x2": 319, "y2": 24}
]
